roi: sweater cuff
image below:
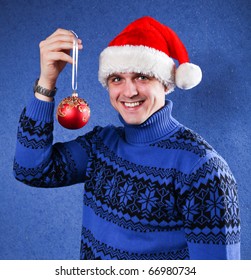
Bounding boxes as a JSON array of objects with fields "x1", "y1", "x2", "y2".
[{"x1": 25, "y1": 96, "x2": 55, "y2": 123}]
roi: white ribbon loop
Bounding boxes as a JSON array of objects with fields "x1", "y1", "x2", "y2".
[{"x1": 70, "y1": 30, "x2": 78, "y2": 93}]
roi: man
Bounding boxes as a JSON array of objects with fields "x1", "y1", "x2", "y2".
[{"x1": 13, "y1": 16, "x2": 241, "y2": 259}]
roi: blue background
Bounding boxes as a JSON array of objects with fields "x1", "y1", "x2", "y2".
[{"x1": 0, "y1": 0, "x2": 250, "y2": 259}]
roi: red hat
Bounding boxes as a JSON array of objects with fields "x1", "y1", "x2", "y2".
[{"x1": 98, "y1": 16, "x2": 202, "y2": 93}]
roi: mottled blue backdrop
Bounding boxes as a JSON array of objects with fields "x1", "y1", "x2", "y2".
[{"x1": 0, "y1": 0, "x2": 250, "y2": 259}]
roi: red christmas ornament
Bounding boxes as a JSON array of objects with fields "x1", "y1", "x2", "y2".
[
  {"x1": 56, "y1": 30, "x2": 90, "y2": 129},
  {"x1": 56, "y1": 92, "x2": 90, "y2": 129}
]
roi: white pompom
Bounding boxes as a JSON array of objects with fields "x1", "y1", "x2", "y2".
[{"x1": 175, "y1": 62, "x2": 202, "y2": 90}]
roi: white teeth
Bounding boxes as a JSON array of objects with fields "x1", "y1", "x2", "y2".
[{"x1": 124, "y1": 102, "x2": 141, "y2": 108}]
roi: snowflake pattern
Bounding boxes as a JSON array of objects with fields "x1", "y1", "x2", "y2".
[
  {"x1": 138, "y1": 187, "x2": 158, "y2": 214},
  {"x1": 118, "y1": 180, "x2": 135, "y2": 205}
]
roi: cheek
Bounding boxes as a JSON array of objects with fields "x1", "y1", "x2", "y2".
[
  {"x1": 108, "y1": 90, "x2": 119, "y2": 109},
  {"x1": 150, "y1": 87, "x2": 166, "y2": 108}
]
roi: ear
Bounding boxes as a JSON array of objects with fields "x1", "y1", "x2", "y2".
[{"x1": 164, "y1": 84, "x2": 169, "y2": 94}]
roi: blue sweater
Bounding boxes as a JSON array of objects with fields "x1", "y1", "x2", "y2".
[{"x1": 13, "y1": 97, "x2": 241, "y2": 259}]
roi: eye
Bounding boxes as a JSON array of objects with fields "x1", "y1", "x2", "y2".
[
  {"x1": 137, "y1": 75, "x2": 149, "y2": 81},
  {"x1": 113, "y1": 77, "x2": 121, "y2": 82},
  {"x1": 107, "y1": 75, "x2": 121, "y2": 84}
]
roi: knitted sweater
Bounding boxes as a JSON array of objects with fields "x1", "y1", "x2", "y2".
[{"x1": 13, "y1": 97, "x2": 241, "y2": 260}]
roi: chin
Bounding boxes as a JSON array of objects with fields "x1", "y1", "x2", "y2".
[{"x1": 122, "y1": 115, "x2": 146, "y2": 125}]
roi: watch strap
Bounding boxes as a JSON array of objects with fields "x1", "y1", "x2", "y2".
[{"x1": 33, "y1": 79, "x2": 57, "y2": 97}]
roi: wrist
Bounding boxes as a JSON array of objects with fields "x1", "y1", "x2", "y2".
[{"x1": 35, "y1": 92, "x2": 54, "y2": 102}]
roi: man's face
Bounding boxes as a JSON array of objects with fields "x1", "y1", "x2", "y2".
[{"x1": 107, "y1": 73, "x2": 167, "y2": 125}]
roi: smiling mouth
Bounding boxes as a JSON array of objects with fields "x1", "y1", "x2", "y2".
[{"x1": 123, "y1": 101, "x2": 143, "y2": 108}]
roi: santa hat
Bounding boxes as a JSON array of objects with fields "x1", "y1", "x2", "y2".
[{"x1": 98, "y1": 16, "x2": 202, "y2": 93}]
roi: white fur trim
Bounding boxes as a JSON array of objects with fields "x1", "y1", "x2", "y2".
[
  {"x1": 175, "y1": 63, "x2": 202, "y2": 90},
  {"x1": 98, "y1": 45, "x2": 175, "y2": 93}
]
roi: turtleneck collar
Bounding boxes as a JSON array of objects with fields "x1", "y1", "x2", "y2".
[{"x1": 119, "y1": 100, "x2": 180, "y2": 145}]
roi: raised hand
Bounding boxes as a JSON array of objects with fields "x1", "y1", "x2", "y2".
[{"x1": 36, "y1": 28, "x2": 83, "y2": 101}]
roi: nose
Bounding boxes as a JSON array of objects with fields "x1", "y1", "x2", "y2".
[{"x1": 123, "y1": 80, "x2": 138, "y2": 98}]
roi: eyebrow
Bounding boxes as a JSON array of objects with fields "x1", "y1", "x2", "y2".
[
  {"x1": 107, "y1": 73, "x2": 149, "y2": 78},
  {"x1": 107, "y1": 73, "x2": 120, "y2": 81},
  {"x1": 107, "y1": 74, "x2": 118, "y2": 79}
]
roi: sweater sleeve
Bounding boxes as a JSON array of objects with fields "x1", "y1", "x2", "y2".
[
  {"x1": 13, "y1": 97, "x2": 89, "y2": 187},
  {"x1": 179, "y1": 154, "x2": 241, "y2": 259}
]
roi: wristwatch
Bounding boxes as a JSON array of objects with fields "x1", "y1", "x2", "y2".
[{"x1": 33, "y1": 79, "x2": 57, "y2": 97}]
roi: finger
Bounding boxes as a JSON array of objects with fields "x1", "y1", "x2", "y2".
[
  {"x1": 43, "y1": 51, "x2": 74, "y2": 64},
  {"x1": 46, "y1": 33, "x2": 76, "y2": 44},
  {"x1": 40, "y1": 40, "x2": 83, "y2": 55},
  {"x1": 45, "y1": 29, "x2": 82, "y2": 45},
  {"x1": 42, "y1": 41, "x2": 79, "y2": 52},
  {"x1": 40, "y1": 35, "x2": 83, "y2": 50}
]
